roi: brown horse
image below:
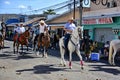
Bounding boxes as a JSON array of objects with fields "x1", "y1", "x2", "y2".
[
  {"x1": 13, "y1": 29, "x2": 30, "y2": 55},
  {"x1": 2, "y1": 32, "x2": 5, "y2": 47},
  {"x1": 35, "y1": 31, "x2": 50, "y2": 57},
  {"x1": 0, "y1": 34, "x2": 4, "y2": 49},
  {"x1": 1, "y1": 22, "x2": 6, "y2": 48}
]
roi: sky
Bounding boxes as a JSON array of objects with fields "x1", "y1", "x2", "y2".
[{"x1": 0, "y1": 0, "x2": 68, "y2": 14}]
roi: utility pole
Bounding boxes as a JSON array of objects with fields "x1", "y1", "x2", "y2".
[
  {"x1": 79, "y1": 0, "x2": 83, "y2": 26},
  {"x1": 73, "y1": 0, "x2": 76, "y2": 19}
]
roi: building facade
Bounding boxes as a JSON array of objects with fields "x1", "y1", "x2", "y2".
[{"x1": 46, "y1": 0, "x2": 120, "y2": 43}]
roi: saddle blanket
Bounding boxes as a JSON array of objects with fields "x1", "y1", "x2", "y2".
[{"x1": 90, "y1": 53, "x2": 100, "y2": 61}]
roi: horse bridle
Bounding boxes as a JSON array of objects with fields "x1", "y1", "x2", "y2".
[
  {"x1": 23, "y1": 31, "x2": 30, "y2": 39},
  {"x1": 69, "y1": 27, "x2": 82, "y2": 47},
  {"x1": 78, "y1": 28, "x2": 82, "y2": 39},
  {"x1": 69, "y1": 38, "x2": 79, "y2": 47}
]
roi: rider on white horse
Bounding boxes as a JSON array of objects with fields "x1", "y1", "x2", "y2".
[{"x1": 64, "y1": 18, "x2": 76, "y2": 50}]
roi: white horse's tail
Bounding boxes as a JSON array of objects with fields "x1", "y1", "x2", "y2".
[{"x1": 108, "y1": 41, "x2": 113, "y2": 64}]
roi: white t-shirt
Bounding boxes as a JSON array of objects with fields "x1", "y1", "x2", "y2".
[
  {"x1": 16, "y1": 26, "x2": 25, "y2": 34},
  {"x1": 104, "y1": 44, "x2": 109, "y2": 48},
  {"x1": 39, "y1": 25, "x2": 48, "y2": 33}
]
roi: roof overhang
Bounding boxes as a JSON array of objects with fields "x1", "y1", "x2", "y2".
[
  {"x1": 83, "y1": 6, "x2": 120, "y2": 19},
  {"x1": 48, "y1": 22, "x2": 65, "y2": 26},
  {"x1": 48, "y1": 24, "x2": 65, "y2": 26}
]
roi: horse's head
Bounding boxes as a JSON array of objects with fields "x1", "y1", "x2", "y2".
[
  {"x1": 23, "y1": 30, "x2": 30, "y2": 39},
  {"x1": 77, "y1": 26, "x2": 83, "y2": 40},
  {"x1": 73, "y1": 26, "x2": 83, "y2": 40},
  {"x1": 42, "y1": 31, "x2": 50, "y2": 42},
  {"x1": 44, "y1": 31, "x2": 50, "y2": 37}
]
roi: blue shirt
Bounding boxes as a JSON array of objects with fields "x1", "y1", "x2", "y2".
[{"x1": 64, "y1": 22, "x2": 76, "y2": 31}]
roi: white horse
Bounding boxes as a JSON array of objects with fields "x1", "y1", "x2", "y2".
[
  {"x1": 59, "y1": 26, "x2": 84, "y2": 69},
  {"x1": 109, "y1": 39, "x2": 120, "y2": 65}
]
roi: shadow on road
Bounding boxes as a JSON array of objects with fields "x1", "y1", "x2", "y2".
[
  {"x1": 48, "y1": 49, "x2": 85, "y2": 61},
  {"x1": 0, "y1": 51, "x2": 39, "y2": 60},
  {"x1": 14, "y1": 54, "x2": 38, "y2": 60},
  {"x1": 88, "y1": 63, "x2": 120, "y2": 75},
  {"x1": 0, "y1": 53, "x2": 17, "y2": 59},
  {"x1": 16, "y1": 64, "x2": 65, "y2": 74},
  {"x1": 0, "y1": 54, "x2": 12, "y2": 58}
]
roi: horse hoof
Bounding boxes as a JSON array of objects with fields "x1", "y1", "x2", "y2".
[
  {"x1": 81, "y1": 66, "x2": 84, "y2": 70},
  {"x1": 69, "y1": 66, "x2": 72, "y2": 69},
  {"x1": 42, "y1": 54, "x2": 44, "y2": 58},
  {"x1": 112, "y1": 63, "x2": 116, "y2": 66},
  {"x1": 63, "y1": 64, "x2": 66, "y2": 67},
  {"x1": 36, "y1": 52, "x2": 39, "y2": 56},
  {"x1": 59, "y1": 63, "x2": 62, "y2": 66},
  {"x1": 45, "y1": 55, "x2": 47, "y2": 58}
]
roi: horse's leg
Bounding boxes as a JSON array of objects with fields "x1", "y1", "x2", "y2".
[
  {"x1": 17, "y1": 43, "x2": 19, "y2": 56},
  {"x1": 35, "y1": 40, "x2": 41, "y2": 56},
  {"x1": 32, "y1": 33, "x2": 36, "y2": 51},
  {"x1": 43, "y1": 46, "x2": 46, "y2": 57},
  {"x1": 108, "y1": 43, "x2": 113, "y2": 65},
  {"x1": 1, "y1": 40, "x2": 3, "y2": 50},
  {"x1": 37, "y1": 45, "x2": 40, "y2": 56},
  {"x1": 60, "y1": 47, "x2": 66, "y2": 66},
  {"x1": 112, "y1": 51, "x2": 117, "y2": 65},
  {"x1": 33, "y1": 41, "x2": 35, "y2": 51},
  {"x1": 21, "y1": 45, "x2": 24, "y2": 55},
  {"x1": 13, "y1": 42, "x2": 16, "y2": 54},
  {"x1": 45, "y1": 47, "x2": 48, "y2": 58},
  {"x1": 2, "y1": 40, "x2": 4, "y2": 49},
  {"x1": 27, "y1": 45, "x2": 28, "y2": 51},
  {"x1": 32, "y1": 42, "x2": 34, "y2": 51},
  {"x1": 69, "y1": 51, "x2": 72, "y2": 69},
  {"x1": 34, "y1": 42, "x2": 38, "y2": 56},
  {"x1": 37, "y1": 42, "x2": 41, "y2": 55},
  {"x1": 0, "y1": 42, "x2": 1, "y2": 50},
  {"x1": 76, "y1": 48, "x2": 84, "y2": 69}
]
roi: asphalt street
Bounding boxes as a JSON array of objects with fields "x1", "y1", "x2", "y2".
[{"x1": 0, "y1": 40, "x2": 120, "y2": 80}]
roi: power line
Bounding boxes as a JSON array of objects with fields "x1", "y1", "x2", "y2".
[{"x1": 23, "y1": 0, "x2": 75, "y2": 14}]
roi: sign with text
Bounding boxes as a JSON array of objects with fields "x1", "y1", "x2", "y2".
[{"x1": 82, "y1": 18, "x2": 113, "y2": 25}]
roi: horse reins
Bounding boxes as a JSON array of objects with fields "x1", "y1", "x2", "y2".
[
  {"x1": 69, "y1": 38, "x2": 79, "y2": 47},
  {"x1": 69, "y1": 28, "x2": 81, "y2": 47}
]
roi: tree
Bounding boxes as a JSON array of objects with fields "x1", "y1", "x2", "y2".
[{"x1": 43, "y1": 9, "x2": 56, "y2": 15}]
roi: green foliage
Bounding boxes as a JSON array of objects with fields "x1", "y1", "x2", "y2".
[
  {"x1": 43, "y1": 9, "x2": 56, "y2": 15},
  {"x1": 97, "y1": 42, "x2": 104, "y2": 50}
]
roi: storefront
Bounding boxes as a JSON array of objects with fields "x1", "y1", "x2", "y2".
[{"x1": 82, "y1": 17, "x2": 120, "y2": 43}]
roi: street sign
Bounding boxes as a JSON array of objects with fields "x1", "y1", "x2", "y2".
[{"x1": 82, "y1": 0, "x2": 90, "y2": 8}]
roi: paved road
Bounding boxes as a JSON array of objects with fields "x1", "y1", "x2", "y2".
[{"x1": 0, "y1": 40, "x2": 120, "y2": 80}]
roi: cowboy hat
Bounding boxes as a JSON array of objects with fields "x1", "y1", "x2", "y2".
[
  {"x1": 39, "y1": 20, "x2": 45, "y2": 24},
  {"x1": 68, "y1": 17, "x2": 74, "y2": 21}
]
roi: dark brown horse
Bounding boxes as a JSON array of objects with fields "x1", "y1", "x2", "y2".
[
  {"x1": 0, "y1": 22, "x2": 6, "y2": 48},
  {"x1": 0, "y1": 34, "x2": 4, "y2": 49},
  {"x1": 13, "y1": 29, "x2": 30, "y2": 55},
  {"x1": 35, "y1": 31, "x2": 50, "y2": 57}
]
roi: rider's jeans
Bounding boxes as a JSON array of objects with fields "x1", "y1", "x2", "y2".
[{"x1": 64, "y1": 34, "x2": 71, "y2": 48}]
